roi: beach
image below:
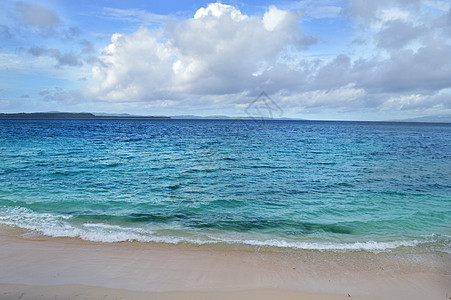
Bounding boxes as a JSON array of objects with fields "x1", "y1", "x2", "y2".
[
  {"x1": 1, "y1": 120, "x2": 450, "y2": 299},
  {"x1": 1, "y1": 227, "x2": 449, "y2": 300},
  {"x1": 2, "y1": 0, "x2": 451, "y2": 297}
]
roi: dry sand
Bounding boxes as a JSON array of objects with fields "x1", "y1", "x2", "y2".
[
  {"x1": 0, "y1": 284, "x2": 370, "y2": 300},
  {"x1": 0, "y1": 227, "x2": 449, "y2": 300}
]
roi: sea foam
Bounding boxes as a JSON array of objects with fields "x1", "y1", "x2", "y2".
[{"x1": 0, "y1": 205, "x2": 441, "y2": 253}]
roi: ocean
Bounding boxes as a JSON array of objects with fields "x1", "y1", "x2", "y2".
[{"x1": 0, "y1": 119, "x2": 450, "y2": 253}]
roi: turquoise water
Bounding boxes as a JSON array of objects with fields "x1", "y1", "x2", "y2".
[{"x1": 0, "y1": 119, "x2": 450, "y2": 252}]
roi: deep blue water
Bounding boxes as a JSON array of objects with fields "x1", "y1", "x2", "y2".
[{"x1": 0, "y1": 119, "x2": 450, "y2": 252}]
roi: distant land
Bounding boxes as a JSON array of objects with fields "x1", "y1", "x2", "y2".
[
  {"x1": 0, "y1": 112, "x2": 170, "y2": 119},
  {"x1": 170, "y1": 115, "x2": 300, "y2": 120},
  {"x1": 390, "y1": 115, "x2": 451, "y2": 123},
  {"x1": 0, "y1": 112, "x2": 450, "y2": 123},
  {"x1": 0, "y1": 112, "x2": 298, "y2": 120}
]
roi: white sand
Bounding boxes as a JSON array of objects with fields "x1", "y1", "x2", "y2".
[
  {"x1": 0, "y1": 227, "x2": 450, "y2": 300},
  {"x1": 0, "y1": 284, "x2": 371, "y2": 300}
]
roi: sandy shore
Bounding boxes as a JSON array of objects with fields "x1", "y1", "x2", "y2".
[
  {"x1": 0, "y1": 227, "x2": 449, "y2": 300},
  {"x1": 0, "y1": 284, "x2": 370, "y2": 300}
]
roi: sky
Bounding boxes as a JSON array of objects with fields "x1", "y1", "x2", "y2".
[{"x1": 0, "y1": 0, "x2": 450, "y2": 120}]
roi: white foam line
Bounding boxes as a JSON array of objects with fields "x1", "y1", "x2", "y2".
[{"x1": 0, "y1": 206, "x2": 446, "y2": 253}]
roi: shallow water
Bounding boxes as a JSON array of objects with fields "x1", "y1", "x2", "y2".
[{"x1": 0, "y1": 119, "x2": 450, "y2": 252}]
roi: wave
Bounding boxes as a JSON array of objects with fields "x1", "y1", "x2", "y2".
[{"x1": 0, "y1": 206, "x2": 448, "y2": 253}]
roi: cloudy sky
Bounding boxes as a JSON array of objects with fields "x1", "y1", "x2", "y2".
[{"x1": 1, "y1": 0, "x2": 450, "y2": 120}]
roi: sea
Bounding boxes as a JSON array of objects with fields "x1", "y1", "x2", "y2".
[{"x1": 0, "y1": 118, "x2": 450, "y2": 253}]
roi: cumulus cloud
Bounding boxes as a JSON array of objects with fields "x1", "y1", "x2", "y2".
[
  {"x1": 340, "y1": 0, "x2": 451, "y2": 99},
  {"x1": 169, "y1": 4, "x2": 310, "y2": 95},
  {"x1": 88, "y1": 3, "x2": 313, "y2": 102},
  {"x1": 81, "y1": 1, "x2": 451, "y2": 117},
  {"x1": 356, "y1": 43, "x2": 451, "y2": 93},
  {"x1": 90, "y1": 29, "x2": 173, "y2": 102}
]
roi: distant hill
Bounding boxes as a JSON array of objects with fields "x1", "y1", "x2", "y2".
[
  {"x1": 170, "y1": 115, "x2": 231, "y2": 119},
  {"x1": 0, "y1": 112, "x2": 302, "y2": 120},
  {"x1": 0, "y1": 112, "x2": 97, "y2": 118},
  {"x1": 170, "y1": 115, "x2": 302, "y2": 120},
  {"x1": 2, "y1": 112, "x2": 449, "y2": 122},
  {"x1": 393, "y1": 115, "x2": 451, "y2": 123},
  {"x1": 0, "y1": 112, "x2": 170, "y2": 119}
]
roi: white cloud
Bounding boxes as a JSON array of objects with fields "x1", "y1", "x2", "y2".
[
  {"x1": 89, "y1": 28, "x2": 173, "y2": 102},
  {"x1": 379, "y1": 7, "x2": 411, "y2": 22},
  {"x1": 263, "y1": 6, "x2": 290, "y2": 31},
  {"x1": 88, "y1": 3, "x2": 310, "y2": 102},
  {"x1": 80, "y1": 1, "x2": 451, "y2": 118},
  {"x1": 381, "y1": 91, "x2": 451, "y2": 112},
  {"x1": 275, "y1": 83, "x2": 366, "y2": 112},
  {"x1": 194, "y1": 3, "x2": 247, "y2": 21}
]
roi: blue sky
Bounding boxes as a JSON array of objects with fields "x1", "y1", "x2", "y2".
[{"x1": 1, "y1": 0, "x2": 450, "y2": 120}]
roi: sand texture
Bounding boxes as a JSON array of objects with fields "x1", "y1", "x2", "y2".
[{"x1": 0, "y1": 228, "x2": 449, "y2": 300}]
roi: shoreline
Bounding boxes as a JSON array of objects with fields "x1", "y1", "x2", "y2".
[
  {"x1": 1, "y1": 226, "x2": 450, "y2": 299},
  {"x1": 0, "y1": 209, "x2": 443, "y2": 253}
]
